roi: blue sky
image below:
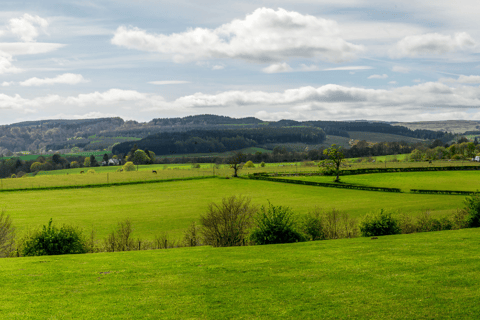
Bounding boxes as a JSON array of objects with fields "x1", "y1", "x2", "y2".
[{"x1": 1, "y1": 0, "x2": 480, "y2": 125}]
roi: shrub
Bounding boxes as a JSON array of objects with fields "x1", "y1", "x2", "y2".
[
  {"x1": 104, "y1": 219, "x2": 135, "y2": 252},
  {"x1": 260, "y1": 162, "x2": 265, "y2": 167},
  {"x1": 10, "y1": 174, "x2": 16, "y2": 178},
  {"x1": 123, "y1": 161, "x2": 136, "y2": 171},
  {"x1": 244, "y1": 160, "x2": 255, "y2": 168},
  {"x1": 322, "y1": 208, "x2": 358, "y2": 239},
  {"x1": 200, "y1": 195, "x2": 257, "y2": 247},
  {"x1": 0, "y1": 209, "x2": 15, "y2": 257},
  {"x1": 22, "y1": 219, "x2": 87, "y2": 256},
  {"x1": 191, "y1": 163, "x2": 200, "y2": 169},
  {"x1": 464, "y1": 193, "x2": 480, "y2": 228},
  {"x1": 397, "y1": 212, "x2": 416, "y2": 234},
  {"x1": 183, "y1": 221, "x2": 200, "y2": 247},
  {"x1": 250, "y1": 202, "x2": 306, "y2": 245},
  {"x1": 70, "y1": 161, "x2": 80, "y2": 168},
  {"x1": 359, "y1": 209, "x2": 401, "y2": 237},
  {"x1": 451, "y1": 208, "x2": 469, "y2": 229},
  {"x1": 302, "y1": 208, "x2": 325, "y2": 241},
  {"x1": 87, "y1": 169, "x2": 95, "y2": 174}
]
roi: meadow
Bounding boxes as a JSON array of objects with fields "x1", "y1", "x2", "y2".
[
  {"x1": 281, "y1": 171, "x2": 480, "y2": 192},
  {"x1": 1, "y1": 228, "x2": 479, "y2": 319},
  {"x1": 1, "y1": 177, "x2": 467, "y2": 240}
]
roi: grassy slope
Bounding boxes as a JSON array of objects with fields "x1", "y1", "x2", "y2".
[
  {"x1": 2, "y1": 178, "x2": 466, "y2": 239},
  {"x1": 283, "y1": 171, "x2": 480, "y2": 192},
  {"x1": 1, "y1": 228, "x2": 480, "y2": 319}
]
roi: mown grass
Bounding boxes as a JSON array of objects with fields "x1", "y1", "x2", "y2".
[
  {"x1": 1, "y1": 228, "x2": 479, "y2": 319},
  {"x1": 2, "y1": 178, "x2": 466, "y2": 240},
  {"x1": 282, "y1": 171, "x2": 480, "y2": 192}
]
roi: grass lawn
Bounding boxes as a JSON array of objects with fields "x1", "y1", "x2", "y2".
[
  {"x1": 282, "y1": 171, "x2": 480, "y2": 192},
  {"x1": 1, "y1": 228, "x2": 479, "y2": 319},
  {"x1": 2, "y1": 178, "x2": 466, "y2": 240}
]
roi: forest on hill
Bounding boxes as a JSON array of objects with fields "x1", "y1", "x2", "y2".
[{"x1": 0, "y1": 114, "x2": 457, "y2": 155}]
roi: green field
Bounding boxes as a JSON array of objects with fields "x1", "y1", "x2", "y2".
[
  {"x1": 1, "y1": 228, "x2": 479, "y2": 319},
  {"x1": 282, "y1": 171, "x2": 480, "y2": 192},
  {"x1": 1, "y1": 177, "x2": 466, "y2": 241}
]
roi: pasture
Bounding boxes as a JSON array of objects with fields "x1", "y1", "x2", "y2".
[
  {"x1": 282, "y1": 171, "x2": 480, "y2": 192},
  {"x1": 1, "y1": 177, "x2": 467, "y2": 240},
  {"x1": 1, "y1": 228, "x2": 479, "y2": 319}
]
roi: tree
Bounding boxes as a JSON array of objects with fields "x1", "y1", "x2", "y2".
[
  {"x1": 123, "y1": 161, "x2": 136, "y2": 171},
  {"x1": 83, "y1": 157, "x2": 91, "y2": 167},
  {"x1": 320, "y1": 144, "x2": 345, "y2": 182},
  {"x1": 228, "y1": 151, "x2": 246, "y2": 177},
  {"x1": 131, "y1": 149, "x2": 151, "y2": 165},
  {"x1": 200, "y1": 195, "x2": 257, "y2": 247},
  {"x1": 89, "y1": 155, "x2": 98, "y2": 167},
  {"x1": 103, "y1": 153, "x2": 109, "y2": 163}
]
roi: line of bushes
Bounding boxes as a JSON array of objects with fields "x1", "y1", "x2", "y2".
[
  {"x1": 410, "y1": 189, "x2": 476, "y2": 195},
  {"x1": 248, "y1": 175, "x2": 401, "y2": 193},
  {"x1": 2, "y1": 192, "x2": 480, "y2": 258}
]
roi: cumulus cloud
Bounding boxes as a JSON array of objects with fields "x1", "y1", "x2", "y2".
[
  {"x1": 148, "y1": 80, "x2": 190, "y2": 85},
  {"x1": 368, "y1": 74, "x2": 388, "y2": 79},
  {"x1": 9, "y1": 14, "x2": 49, "y2": 42},
  {"x1": 439, "y1": 75, "x2": 480, "y2": 84},
  {"x1": 262, "y1": 62, "x2": 293, "y2": 73},
  {"x1": 111, "y1": 7, "x2": 363, "y2": 63},
  {"x1": 392, "y1": 66, "x2": 410, "y2": 73},
  {"x1": 392, "y1": 32, "x2": 476, "y2": 58},
  {"x1": 19, "y1": 73, "x2": 88, "y2": 86},
  {"x1": 212, "y1": 65, "x2": 224, "y2": 70}
]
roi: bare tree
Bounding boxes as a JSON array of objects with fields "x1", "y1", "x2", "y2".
[
  {"x1": 200, "y1": 195, "x2": 257, "y2": 247},
  {"x1": 0, "y1": 209, "x2": 15, "y2": 257}
]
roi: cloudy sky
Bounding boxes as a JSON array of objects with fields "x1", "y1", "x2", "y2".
[{"x1": 1, "y1": 0, "x2": 480, "y2": 125}]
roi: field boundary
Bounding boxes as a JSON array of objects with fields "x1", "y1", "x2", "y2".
[
  {"x1": 410, "y1": 189, "x2": 477, "y2": 195},
  {"x1": 247, "y1": 175, "x2": 402, "y2": 193},
  {"x1": 0, "y1": 175, "x2": 216, "y2": 193}
]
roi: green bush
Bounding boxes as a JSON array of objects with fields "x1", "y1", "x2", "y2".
[
  {"x1": 464, "y1": 193, "x2": 480, "y2": 228},
  {"x1": 250, "y1": 202, "x2": 306, "y2": 245},
  {"x1": 123, "y1": 161, "x2": 136, "y2": 171},
  {"x1": 260, "y1": 162, "x2": 265, "y2": 167},
  {"x1": 359, "y1": 209, "x2": 401, "y2": 237},
  {"x1": 302, "y1": 208, "x2": 325, "y2": 241},
  {"x1": 244, "y1": 161, "x2": 255, "y2": 168},
  {"x1": 22, "y1": 219, "x2": 87, "y2": 256}
]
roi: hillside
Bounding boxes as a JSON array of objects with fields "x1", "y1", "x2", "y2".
[{"x1": 392, "y1": 120, "x2": 480, "y2": 134}]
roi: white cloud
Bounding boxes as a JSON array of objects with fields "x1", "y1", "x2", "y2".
[
  {"x1": 368, "y1": 74, "x2": 388, "y2": 79},
  {"x1": 111, "y1": 7, "x2": 364, "y2": 63},
  {"x1": 0, "y1": 43, "x2": 65, "y2": 55},
  {"x1": 0, "y1": 52, "x2": 22, "y2": 74},
  {"x1": 262, "y1": 62, "x2": 293, "y2": 74},
  {"x1": 392, "y1": 66, "x2": 410, "y2": 73},
  {"x1": 299, "y1": 64, "x2": 320, "y2": 71},
  {"x1": 19, "y1": 73, "x2": 88, "y2": 86},
  {"x1": 324, "y1": 66, "x2": 373, "y2": 71},
  {"x1": 212, "y1": 65, "x2": 224, "y2": 70},
  {"x1": 9, "y1": 14, "x2": 49, "y2": 42},
  {"x1": 149, "y1": 80, "x2": 190, "y2": 85},
  {"x1": 392, "y1": 32, "x2": 476, "y2": 58},
  {"x1": 439, "y1": 75, "x2": 480, "y2": 84},
  {"x1": 413, "y1": 79, "x2": 422, "y2": 83},
  {"x1": 389, "y1": 81, "x2": 397, "y2": 85}
]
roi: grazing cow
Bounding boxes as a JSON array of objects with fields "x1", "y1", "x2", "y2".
[
  {"x1": 152, "y1": 170, "x2": 157, "y2": 174},
  {"x1": 80, "y1": 171, "x2": 84, "y2": 174}
]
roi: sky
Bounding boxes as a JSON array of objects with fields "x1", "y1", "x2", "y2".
[{"x1": 1, "y1": 0, "x2": 480, "y2": 125}]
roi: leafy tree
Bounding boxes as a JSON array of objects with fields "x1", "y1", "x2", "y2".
[
  {"x1": 131, "y1": 149, "x2": 151, "y2": 165},
  {"x1": 200, "y1": 195, "x2": 257, "y2": 247},
  {"x1": 103, "y1": 153, "x2": 109, "y2": 163},
  {"x1": 22, "y1": 219, "x2": 87, "y2": 256},
  {"x1": 228, "y1": 151, "x2": 246, "y2": 177},
  {"x1": 70, "y1": 161, "x2": 80, "y2": 168},
  {"x1": 30, "y1": 162, "x2": 43, "y2": 172},
  {"x1": 83, "y1": 157, "x2": 91, "y2": 167},
  {"x1": 320, "y1": 144, "x2": 345, "y2": 182},
  {"x1": 250, "y1": 202, "x2": 306, "y2": 245},
  {"x1": 89, "y1": 155, "x2": 98, "y2": 167}
]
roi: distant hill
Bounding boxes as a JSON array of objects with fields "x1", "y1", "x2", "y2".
[
  {"x1": 392, "y1": 120, "x2": 480, "y2": 134},
  {"x1": 0, "y1": 114, "x2": 454, "y2": 155}
]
